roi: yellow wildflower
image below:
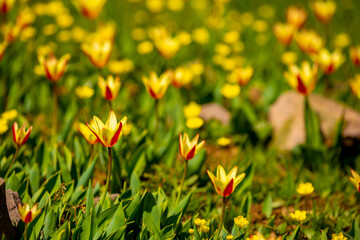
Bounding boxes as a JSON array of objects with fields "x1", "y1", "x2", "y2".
[
  {"x1": 290, "y1": 210, "x2": 306, "y2": 222},
  {"x1": 296, "y1": 182, "x2": 314, "y2": 195}
]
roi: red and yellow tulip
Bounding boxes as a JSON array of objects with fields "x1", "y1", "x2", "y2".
[
  {"x1": 286, "y1": 6, "x2": 307, "y2": 29},
  {"x1": 284, "y1": 61, "x2": 318, "y2": 95},
  {"x1": 77, "y1": 0, "x2": 107, "y2": 19},
  {"x1": 98, "y1": 75, "x2": 121, "y2": 101},
  {"x1": 18, "y1": 203, "x2": 41, "y2": 224},
  {"x1": 179, "y1": 133, "x2": 205, "y2": 161},
  {"x1": 154, "y1": 36, "x2": 180, "y2": 59},
  {"x1": 350, "y1": 46, "x2": 360, "y2": 67},
  {"x1": 142, "y1": 71, "x2": 172, "y2": 99},
  {"x1": 171, "y1": 66, "x2": 193, "y2": 88},
  {"x1": 87, "y1": 111, "x2": 127, "y2": 148},
  {"x1": 38, "y1": 53, "x2": 71, "y2": 82},
  {"x1": 12, "y1": 122, "x2": 32, "y2": 146},
  {"x1": 0, "y1": 0, "x2": 15, "y2": 14},
  {"x1": 207, "y1": 165, "x2": 245, "y2": 197},
  {"x1": 0, "y1": 41, "x2": 7, "y2": 61},
  {"x1": 313, "y1": 48, "x2": 344, "y2": 74},
  {"x1": 295, "y1": 30, "x2": 323, "y2": 55},
  {"x1": 312, "y1": 1, "x2": 336, "y2": 24},
  {"x1": 273, "y1": 23, "x2": 295, "y2": 46},
  {"x1": 81, "y1": 40, "x2": 112, "y2": 68},
  {"x1": 228, "y1": 66, "x2": 254, "y2": 86},
  {"x1": 78, "y1": 120, "x2": 99, "y2": 145},
  {"x1": 350, "y1": 74, "x2": 360, "y2": 99}
]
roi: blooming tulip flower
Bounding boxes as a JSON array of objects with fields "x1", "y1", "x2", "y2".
[
  {"x1": 171, "y1": 67, "x2": 193, "y2": 88},
  {"x1": 179, "y1": 133, "x2": 205, "y2": 161},
  {"x1": 312, "y1": 1, "x2": 336, "y2": 24},
  {"x1": 0, "y1": 0, "x2": 15, "y2": 14},
  {"x1": 81, "y1": 40, "x2": 112, "y2": 68},
  {"x1": 350, "y1": 74, "x2": 360, "y2": 99},
  {"x1": 38, "y1": 53, "x2": 71, "y2": 82},
  {"x1": 273, "y1": 23, "x2": 295, "y2": 46},
  {"x1": 87, "y1": 110, "x2": 127, "y2": 148},
  {"x1": 78, "y1": 121, "x2": 98, "y2": 145},
  {"x1": 154, "y1": 36, "x2": 180, "y2": 59},
  {"x1": 349, "y1": 169, "x2": 360, "y2": 192},
  {"x1": 286, "y1": 6, "x2": 307, "y2": 29},
  {"x1": 313, "y1": 48, "x2": 344, "y2": 74},
  {"x1": 350, "y1": 46, "x2": 360, "y2": 66},
  {"x1": 12, "y1": 122, "x2": 32, "y2": 146},
  {"x1": 295, "y1": 30, "x2": 323, "y2": 55},
  {"x1": 207, "y1": 165, "x2": 245, "y2": 197},
  {"x1": 98, "y1": 75, "x2": 121, "y2": 101},
  {"x1": 0, "y1": 41, "x2": 7, "y2": 61},
  {"x1": 142, "y1": 71, "x2": 172, "y2": 99},
  {"x1": 228, "y1": 66, "x2": 254, "y2": 86},
  {"x1": 77, "y1": 0, "x2": 106, "y2": 19},
  {"x1": 284, "y1": 61, "x2": 318, "y2": 95},
  {"x1": 18, "y1": 203, "x2": 41, "y2": 224}
]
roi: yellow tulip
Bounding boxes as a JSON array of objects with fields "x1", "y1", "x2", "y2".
[
  {"x1": 228, "y1": 66, "x2": 253, "y2": 86},
  {"x1": 18, "y1": 203, "x2": 41, "y2": 224},
  {"x1": 273, "y1": 23, "x2": 295, "y2": 46},
  {"x1": 12, "y1": 122, "x2": 32, "y2": 146},
  {"x1": 87, "y1": 111, "x2": 127, "y2": 147},
  {"x1": 312, "y1": 1, "x2": 336, "y2": 24},
  {"x1": 350, "y1": 74, "x2": 360, "y2": 99},
  {"x1": 0, "y1": 41, "x2": 7, "y2": 61},
  {"x1": 142, "y1": 71, "x2": 171, "y2": 99},
  {"x1": 349, "y1": 169, "x2": 360, "y2": 192},
  {"x1": 0, "y1": 0, "x2": 15, "y2": 14},
  {"x1": 78, "y1": 121, "x2": 98, "y2": 145},
  {"x1": 77, "y1": 0, "x2": 107, "y2": 19},
  {"x1": 171, "y1": 66, "x2": 193, "y2": 88},
  {"x1": 313, "y1": 48, "x2": 344, "y2": 74},
  {"x1": 179, "y1": 133, "x2": 205, "y2": 161},
  {"x1": 154, "y1": 36, "x2": 180, "y2": 59},
  {"x1": 38, "y1": 53, "x2": 71, "y2": 82},
  {"x1": 286, "y1": 6, "x2": 307, "y2": 29},
  {"x1": 295, "y1": 30, "x2": 323, "y2": 55},
  {"x1": 207, "y1": 165, "x2": 245, "y2": 197},
  {"x1": 284, "y1": 61, "x2": 318, "y2": 95},
  {"x1": 98, "y1": 75, "x2": 121, "y2": 101},
  {"x1": 81, "y1": 40, "x2": 112, "y2": 68}
]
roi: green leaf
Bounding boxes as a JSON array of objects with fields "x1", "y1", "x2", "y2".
[
  {"x1": 80, "y1": 207, "x2": 98, "y2": 240},
  {"x1": 6, "y1": 171, "x2": 20, "y2": 191},
  {"x1": 262, "y1": 193, "x2": 272, "y2": 218},
  {"x1": 304, "y1": 96, "x2": 322, "y2": 147},
  {"x1": 76, "y1": 158, "x2": 97, "y2": 190},
  {"x1": 288, "y1": 225, "x2": 300, "y2": 240},
  {"x1": 43, "y1": 209, "x2": 57, "y2": 238},
  {"x1": 29, "y1": 163, "x2": 40, "y2": 193},
  {"x1": 143, "y1": 192, "x2": 161, "y2": 237},
  {"x1": 105, "y1": 202, "x2": 126, "y2": 237},
  {"x1": 86, "y1": 180, "x2": 94, "y2": 216},
  {"x1": 130, "y1": 172, "x2": 141, "y2": 197},
  {"x1": 235, "y1": 163, "x2": 255, "y2": 198},
  {"x1": 187, "y1": 149, "x2": 206, "y2": 176}
]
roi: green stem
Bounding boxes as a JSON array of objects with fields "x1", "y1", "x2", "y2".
[
  {"x1": 52, "y1": 84, "x2": 58, "y2": 146},
  {"x1": 88, "y1": 145, "x2": 94, "y2": 167},
  {"x1": 5, "y1": 145, "x2": 19, "y2": 179},
  {"x1": 176, "y1": 161, "x2": 188, "y2": 205},
  {"x1": 154, "y1": 99, "x2": 159, "y2": 143},
  {"x1": 24, "y1": 223, "x2": 27, "y2": 240},
  {"x1": 108, "y1": 100, "x2": 112, "y2": 111},
  {"x1": 216, "y1": 197, "x2": 227, "y2": 240},
  {"x1": 105, "y1": 147, "x2": 112, "y2": 192}
]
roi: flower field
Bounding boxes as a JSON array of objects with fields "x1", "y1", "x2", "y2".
[{"x1": 1, "y1": 0, "x2": 360, "y2": 239}]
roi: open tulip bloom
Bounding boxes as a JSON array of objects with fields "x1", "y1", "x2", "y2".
[
  {"x1": 78, "y1": 120, "x2": 99, "y2": 145},
  {"x1": 38, "y1": 53, "x2": 71, "y2": 82},
  {"x1": 13, "y1": 122, "x2": 32, "y2": 146},
  {"x1": 349, "y1": 169, "x2": 360, "y2": 192},
  {"x1": 179, "y1": 133, "x2": 205, "y2": 161},
  {"x1": 18, "y1": 203, "x2": 41, "y2": 240},
  {"x1": 98, "y1": 75, "x2": 121, "y2": 102}
]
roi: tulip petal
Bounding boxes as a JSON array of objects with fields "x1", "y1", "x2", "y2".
[
  {"x1": 110, "y1": 122, "x2": 123, "y2": 147},
  {"x1": 223, "y1": 178, "x2": 234, "y2": 197},
  {"x1": 186, "y1": 145, "x2": 196, "y2": 160},
  {"x1": 12, "y1": 122, "x2": 18, "y2": 144}
]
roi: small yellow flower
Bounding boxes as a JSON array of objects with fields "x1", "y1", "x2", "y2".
[
  {"x1": 146, "y1": 0, "x2": 164, "y2": 13},
  {"x1": 290, "y1": 210, "x2": 306, "y2": 222},
  {"x1": 234, "y1": 215, "x2": 249, "y2": 228},
  {"x1": 75, "y1": 85, "x2": 94, "y2": 99},
  {"x1": 226, "y1": 235, "x2": 234, "y2": 240},
  {"x1": 87, "y1": 111, "x2": 127, "y2": 148},
  {"x1": 183, "y1": 102, "x2": 202, "y2": 119},
  {"x1": 56, "y1": 14, "x2": 74, "y2": 28},
  {"x1": 194, "y1": 218, "x2": 207, "y2": 226},
  {"x1": 296, "y1": 182, "x2": 314, "y2": 195},
  {"x1": 42, "y1": 24, "x2": 58, "y2": 36},
  {"x1": 281, "y1": 51, "x2": 297, "y2": 66},
  {"x1": 207, "y1": 165, "x2": 245, "y2": 197},
  {"x1": 188, "y1": 228, "x2": 194, "y2": 234},
  {"x1": 189, "y1": 62, "x2": 204, "y2": 76},
  {"x1": 167, "y1": 0, "x2": 184, "y2": 11},
  {"x1": 78, "y1": 121, "x2": 98, "y2": 145},
  {"x1": 192, "y1": 28, "x2": 209, "y2": 45},
  {"x1": 122, "y1": 123, "x2": 132, "y2": 136},
  {"x1": 312, "y1": 1, "x2": 336, "y2": 24},
  {"x1": 179, "y1": 133, "x2": 205, "y2": 161},
  {"x1": 349, "y1": 169, "x2": 360, "y2": 192},
  {"x1": 217, "y1": 137, "x2": 231, "y2": 147},
  {"x1": 333, "y1": 33, "x2": 350, "y2": 49},
  {"x1": 215, "y1": 43, "x2": 232, "y2": 56},
  {"x1": 142, "y1": 71, "x2": 172, "y2": 99},
  {"x1": 223, "y1": 31, "x2": 239, "y2": 44},
  {"x1": 286, "y1": 6, "x2": 307, "y2": 29},
  {"x1": 0, "y1": 118, "x2": 8, "y2": 134},
  {"x1": 131, "y1": 28, "x2": 146, "y2": 41},
  {"x1": 1, "y1": 109, "x2": 17, "y2": 121},
  {"x1": 18, "y1": 203, "x2": 41, "y2": 224},
  {"x1": 331, "y1": 232, "x2": 347, "y2": 240},
  {"x1": 252, "y1": 20, "x2": 268, "y2": 32},
  {"x1": 176, "y1": 31, "x2": 192, "y2": 45},
  {"x1": 108, "y1": 59, "x2": 134, "y2": 74},
  {"x1": 137, "y1": 41, "x2": 154, "y2": 55},
  {"x1": 220, "y1": 84, "x2": 240, "y2": 99},
  {"x1": 98, "y1": 75, "x2": 121, "y2": 101},
  {"x1": 200, "y1": 225, "x2": 209, "y2": 233},
  {"x1": 186, "y1": 117, "x2": 204, "y2": 129}
]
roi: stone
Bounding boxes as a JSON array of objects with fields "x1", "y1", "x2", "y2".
[
  {"x1": 200, "y1": 103, "x2": 231, "y2": 126},
  {"x1": 269, "y1": 91, "x2": 360, "y2": 150}
]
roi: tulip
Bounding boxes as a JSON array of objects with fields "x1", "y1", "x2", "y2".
[
  {"x1": 286, "y1": 6, "x2": 307, "y2": 29},
  {"x1": 13, "y1": 122, "x2": 32, "y2": 146},
  {"x1": 78, "y1": 121, "x2": 98, "y2": 145},
  {"x1": 4, "y1": 23, "x2": 20, "y2": 43},
  {"x1": 0, "y1": 0, "x2": 15, "y2": 14},
  {"x1": 350, "y1": 46, "x2": 360, "y2": 66},
  {"x1": 16, "y1": 7, "x2": 35, "y2": 30},
  {"x1": 98, "y1": 75, "x2": 121, "y2": 101},
  {"x1": 179, "y1": 133, "x2": 205, "y2": 161},
  {"x1": 312, "y1": 1, "x2": 336, "y2": 24},
  {"x1": 295, "y1": 30, "x2": 323, "y2": 55},
  {"x1": 349, "y1": 169, "x2": 360, "y2": 192},
  {"x1": 18, "y1": 203, "x2": 41, "y2": 240},
  {"x1": 0, "y1": 41, "x2": 7, "y2": 62},
  {"x1": 87, "y1": 110, "x2": 127, "y2": 148},
  {"x1": 154, "y1": 36, "x2": 180, "y2": 59},
  {"x1": 313, "y1": 48, "x2": 344, "y2": 74},
  {"x1": 81, "y1": 40, "x2": 112, "y2": 68},
  {"x1": 350, "y1": 74, "x2": 360, "y2": 99},
  {"x1": 171, "y1": 66, "x2": 193, "y2": 88},
  {"x1": 228, "y1": 66, "x2": 254, "y2": 86},
  {"x1": 273, "y1": 23, "x2": 295, "y2": 46},
  {"x1": 142, "y1": 71, "x2": 172, "y2": 99},
  {"x1": 38, "y1": 53, "x2": 71, "y2": 82},
  {"x1": 207, "y1": 165, "x2": 245, "y2": 197},
  {"x1": 77, "y1": 0, "x2": 107, "y2": 19},
  {"x1": 284, "y1": 61, "x2": 318, "y2": 95}
]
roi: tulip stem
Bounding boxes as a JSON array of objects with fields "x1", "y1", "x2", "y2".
[
  {"x1": 5, "y1": 145, "x2": 19, "y2": 179},
  {"x1": 24, "y1": 223, "x2": 28, "y2": 240},
  {"x1": 52, "y1": 84, "x2": 58, "y2": 146},
  {"x1": 176, "y1": 161, "x2": 188, "y2": 205},
  {"x1": 216, "y1": 197, "x2": 227, "y2": 240},
  {"x1": 108, "y1": 100, "x2": 112, "y2": 111},
  {"x1": 154, "y1": 99, "x2": 159, "y2": 143},
  {"x1": 105, "y1": 147, "x2": 112, "y2": 193}
]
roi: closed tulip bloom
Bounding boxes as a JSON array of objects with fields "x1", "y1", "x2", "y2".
[
  {"x1": 207, "y1": 165, "x2": 245, "y2": 197},
  {"x1": 312, "y1": 1, "x2": 336, "y2": 24},
  {"x1": 77, "y1": 0, "x2": 106, "y2": 19},
  {"x1": 18, "y1": 203, "x2": 41, "y2": 224},
  {"x1": 295, "y1": 30, "x2": 323, "y2": 55},
  {"x1": 286, "y1": 6, "x2": 307, "y2": 29},
  {"x1": 12, "y1": 122, "x2": 32, "y2": 146},
  {"x1": 179, "y1": 133, "x2": 205, "y2": 161},
  {"x1": 350, "y1": 74, "x2": 360, "y2": 99},
  {"x1": 228, "y1": 66, "x2": 254, "y2": 86},
  {"x1": 171, "y1": 67, "x2": 193, "y2": 88},
  {"x1": 0, "y1": 0, "x2": 15, "y2": 14},
  {"x1": 350, "y1": 46, "x2": 360, "y2": 66},
  {"x1": 38, "y1": 53, "x2": 71, "y2": 82},
  {"x1": 98, "y1": 75, "x2": 121, "y2": 101},
  {"x1": 313, "y1": 48, "x2": 344, "y2": 74},
  {"x1": 87, "y1": 111, "x2": 127, "y2": 148},
  {"x1": 284, "y1": 61, "x2": 318, "y2": 95},
  {"x1": 142, "y1": 71, "x2": 172, "y2": 99},
  {"x1": 349, "y1": 169, "x2": 360, "y2": 192},
  {"x1": 273, "y1": 23, "x2": 295, "y2": 46},
  {"x1": 154, "y1": 36, "x2": 180, "y2": 59},
  {"x1": 81, "y1": 40, "x2": 112, "y2": 68},
  {"x1": 78, "y1": 121, "x2": 98, "y2": 145}
]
